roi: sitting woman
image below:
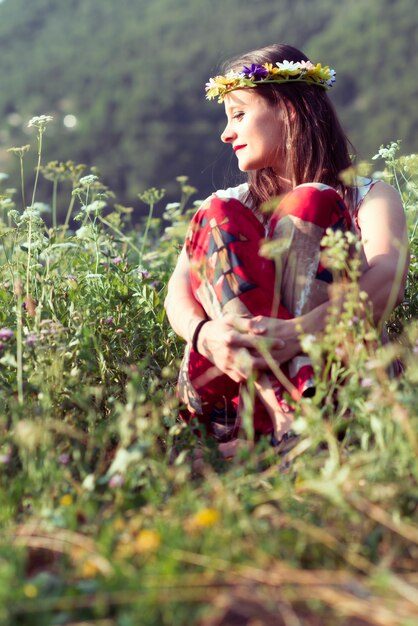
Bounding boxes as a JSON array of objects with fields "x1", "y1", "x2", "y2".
[{"x1": 164, "y1": 43, "x2": 410, "y2": 453}]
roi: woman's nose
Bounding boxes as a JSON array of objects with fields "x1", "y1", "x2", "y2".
[{"x1": 220, "y1": 123, "x2": 235, "y2": 144}]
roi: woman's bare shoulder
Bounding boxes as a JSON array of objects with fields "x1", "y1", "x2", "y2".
[{"x1": 358, "y1": 180, "x2": 404, "y2": 220}]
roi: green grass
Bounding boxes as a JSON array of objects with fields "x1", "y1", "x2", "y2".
[{"x1": 0, "y1": 124, "x2": 417, "y2": 625}]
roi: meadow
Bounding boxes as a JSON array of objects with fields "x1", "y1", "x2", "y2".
[{"x1": 0, "y1": 117, "x2": 417, "y2": 625}]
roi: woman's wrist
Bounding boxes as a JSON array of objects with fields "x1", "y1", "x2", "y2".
[{"x1": 191, "y1": 318, "x2": 210, "y2": 354}]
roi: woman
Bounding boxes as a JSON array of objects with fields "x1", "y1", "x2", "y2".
[{"x1": 164, "y1": 43, "x2": 409, "y2": 452}]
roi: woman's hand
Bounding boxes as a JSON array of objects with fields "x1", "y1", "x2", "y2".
[
  {"x1": 244, "y1": 315, "x2": 303, "y2": 367},
  {"x1": 197, "y1": 314, "x2": 285, "y2": 383}
]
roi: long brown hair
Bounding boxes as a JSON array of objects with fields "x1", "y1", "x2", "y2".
[{"x1": 223, "y1": 43, "x2": 354, "y2": 209}]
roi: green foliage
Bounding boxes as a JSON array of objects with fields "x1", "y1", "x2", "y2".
[{"x1": 0, "y1": 126, "x2": 417, "y2": 625}]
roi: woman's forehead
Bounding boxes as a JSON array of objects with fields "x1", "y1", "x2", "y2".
[{"x1": 224, "y1": 89, "x2": 263, "y2": 109}]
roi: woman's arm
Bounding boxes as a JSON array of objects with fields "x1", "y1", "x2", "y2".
[
  {"x1": 164, "y1": 246, "x2": 207, "y2": 344},
  {"x1": 247, "y1": 181, "x2": 410, "y2": 364},
  {"x1": 164, "y1": 246, "x2": 275, "y2": 382}
]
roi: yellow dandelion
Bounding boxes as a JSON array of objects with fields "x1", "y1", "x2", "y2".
[
  {"x1": 135, "y1": 529, "x2": 161, "y2": 553},
  {"x1": 190, "y1": 507, "x2": 220, "y2": 529},
  {"x1": 23, "y1": 584, "x2": 38, "y2": 598},
  {"x1": 60, "y1": 494, "x2": 73, "y2": 507}
]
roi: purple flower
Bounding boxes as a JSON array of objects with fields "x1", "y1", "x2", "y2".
[
  {"x1": 58, "y1": 453, "x2": 70, "y2": 465},
  {"x1": 0, "y1": 453, "x2": 11, "y2": 464},
  {"x1": 240, "y1": 64, "x2": 269, "y2": 81},
  {"x1": 111, "y1": 256, "x2": 123, "y2": 265},
  {"x1": 25, "y1": 333, "x2": 38, "y2": 347},
  {"x1": 0, "y1": 328, "x2": 14, "y2": 341},
  {"x1": 103, "y1": 316, "x2": 114, "y2": 326}
]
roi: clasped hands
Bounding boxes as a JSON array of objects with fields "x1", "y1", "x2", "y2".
[{"x1": 196, "y1": 313, "x2": 301, "y2": 383}]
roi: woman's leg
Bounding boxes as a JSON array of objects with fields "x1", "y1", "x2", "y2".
[
  {"x1": 178, "y1": 186, "x2": 353, "y2": 442},
  {"x1": 268, "y1": 183, "x2": 353, "y2": 389},
  {"x1": 178, "y1": 195, "x2": 297, "y2": 440}
]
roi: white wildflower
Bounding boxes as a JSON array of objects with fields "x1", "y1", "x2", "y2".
[
  {"x1": 28, "y1": 115, "x2": 53, "y2": 129},
  {"x1": 79, "y1": 174, "x2": 99, "y2": 186},
  {"x1": 276, "y1": 61, "x2": 302, "y2": 74}
]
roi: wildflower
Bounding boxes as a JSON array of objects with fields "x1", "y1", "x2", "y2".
[
  {"x1": 81, "y1": 559, "x2": 100, "y2": 578},
  {"x1": 25, "y1": 333, "x2": 38, "y2": 347},
  {"x1": 32, "y1": 202, "x2": 51, "y2": 214},
  {"x1": 361, "y1": 377, "x2": 373, "y2": 388},
  {"x1": 28, "y1": 115, "x2": 53, "y2": 129},
  {"x1": 58, "y1": 453, "x2": 70, "y2": 465},
  {"x1": 60, "y1": 494, "x2": 73, "y2": 507},
  {"x1": 138, "y1": 267, "x2": 150, "y2": 279},
  {"x1": 276, "y1": 60, "x2": 302, "y2": 74},
  {"x1": 0, "y1": 328, "x2": 14, "y2": 341},
  {"x1": 0, "y1": 453, "x2": 11, "y2": 464},
  {"x1": 109, "y1": 473, "x2": 124, "y2": 488},
  {"x1": 372, "y1": 141, "x2": 401, "y2": 161},
  {"x1": 240, "y1": 63, "x2": 269, "y2": 81},
  {"x1": 188, "y1": 507, "x2": 220, "y2": 530},
  {"x1": 79, "y1": 174, "x2": 99, "y2": 186},
  {"x1": 138, "y1": 187, "x2": 166, "y2": 205},
  {"x1": 7, "y1": 145, "x2": 31, "y2": 158},
  {"x1": 102, "y1": 316, "x2": 114, "y2": 326},
  {"x1": 135, "y1": 529, "x2": 161, "y2": 553},
  {"x1": 111, "y1": 255, "x2": 123, "y2": 265},
  {"x1": 23, "y1": 584, "x2": 38, "y2": 598}
]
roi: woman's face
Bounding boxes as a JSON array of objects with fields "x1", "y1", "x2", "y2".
[{"x1": 221, "y1": 89, "x2": 287, "y2": 174}]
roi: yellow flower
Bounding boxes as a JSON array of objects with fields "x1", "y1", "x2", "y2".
[
  {"x1": 23, "y1": 584, "x2": 38, "y2": 598},
  {"x1": 81, "y1": 559, "x2": 100, "y2": 578},
  {"x1": 189, "y1": 508, "x2": 220, "y2": 530},
  {"x1": 112, "y1": 517, "x2": 125, "y2": 532},
  {"x1": 60, "y1": 494, "x2": 73, "y2": 507},
  {"x1": 135, "y1": 529, "x2": 161, "y2": 553}
]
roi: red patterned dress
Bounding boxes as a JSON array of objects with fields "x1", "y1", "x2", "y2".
[{"x1": 177, "y1": 179, "x2": 376, "y2": 440}]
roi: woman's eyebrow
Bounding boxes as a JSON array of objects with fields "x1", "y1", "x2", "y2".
[{"x1": 225, "y1": 102, "x2": 248, "y2": 115}]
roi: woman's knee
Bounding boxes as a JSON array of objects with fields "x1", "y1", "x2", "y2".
[{"x1": 273, "y1": 184, "x2": 350, "y2": 230}]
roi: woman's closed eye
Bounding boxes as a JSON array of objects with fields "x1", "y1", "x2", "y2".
[{"x1": 232, "y1": 111, "x2": 244, "y2": 120}]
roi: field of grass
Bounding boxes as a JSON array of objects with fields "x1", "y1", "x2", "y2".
[{"x1": 0, "y1": 118, "x2": 417, "y2": 625}]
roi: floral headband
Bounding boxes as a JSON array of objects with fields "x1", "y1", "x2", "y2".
[{"x1": 205, "y1": 60, "x2": 336, "y2": 103}]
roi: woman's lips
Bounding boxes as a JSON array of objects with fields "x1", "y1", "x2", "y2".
[{"x1": 233, "y1": 144, "x2": 246, "y2": 152}]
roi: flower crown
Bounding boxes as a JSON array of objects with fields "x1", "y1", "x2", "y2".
[{"x1": 205, "y1": 60, "x2": 336, "y2": 103}]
